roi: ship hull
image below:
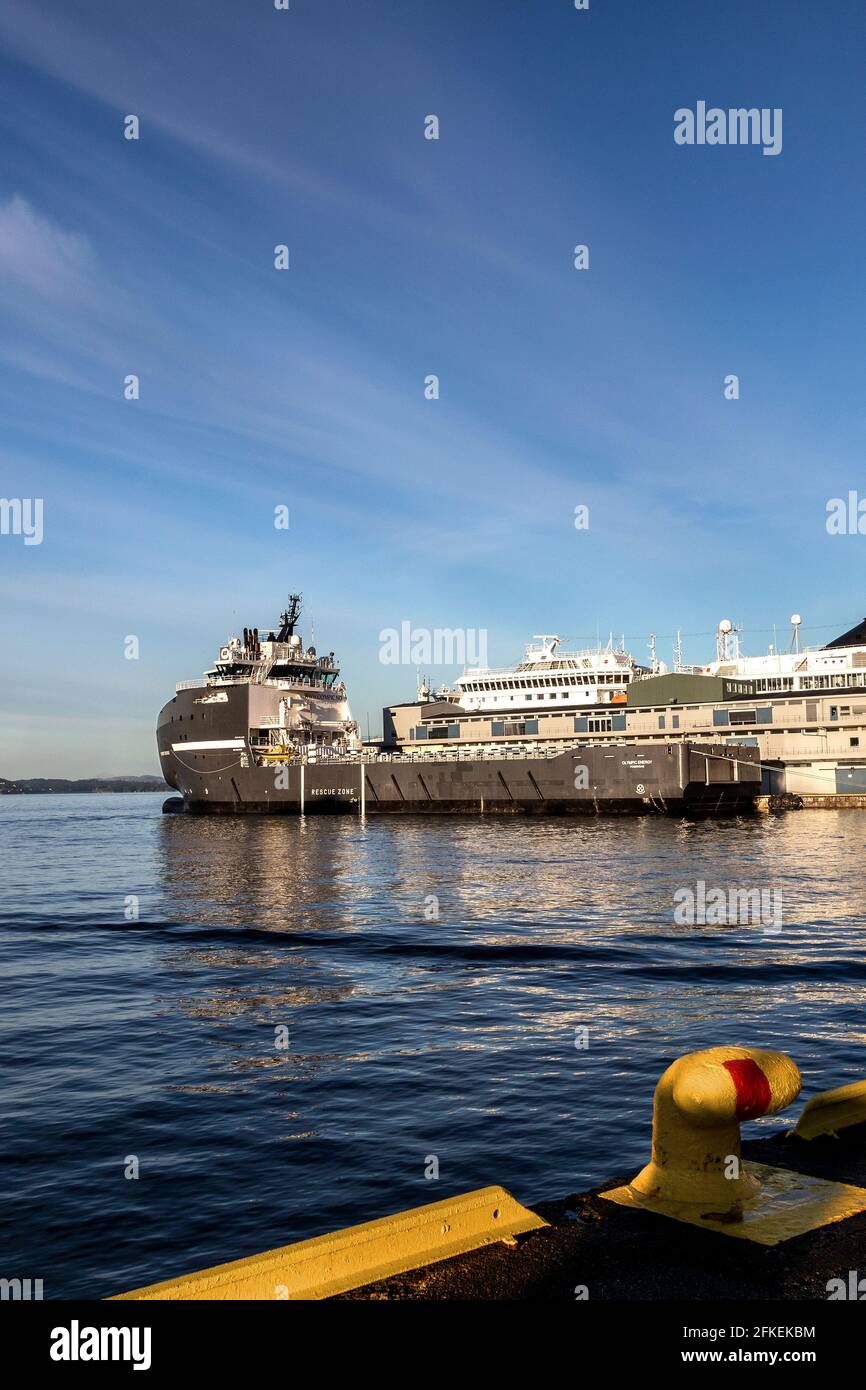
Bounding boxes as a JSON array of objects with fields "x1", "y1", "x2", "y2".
[
  {"x1": 159, "y1": 722, "x2": 758, "y2": 821},
  {"x1": 158, "y1": 686, "x2": 759, "y2": 815}
]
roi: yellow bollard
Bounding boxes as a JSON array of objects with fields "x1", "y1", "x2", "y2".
[
  {"x1": 629, "y1": 1045, "x2": 801, "y2": 1209},
  {"x1": 601, "y1": 1045, "x2": 866, "y2": 1244}
]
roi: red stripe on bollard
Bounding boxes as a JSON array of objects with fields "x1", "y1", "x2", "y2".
[{"x1": 724, "y1": 1058, "x2": 772, "y2": 1119}]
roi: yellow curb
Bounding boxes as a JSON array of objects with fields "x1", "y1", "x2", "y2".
[
  {"x1": 110, "y1": 1185, "x2": 547, "y2": 1301},
  {"x1": 793, "y1": 1079, "x2": 866, "y2": 1140}
]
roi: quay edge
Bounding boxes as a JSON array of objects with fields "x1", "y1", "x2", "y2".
[{"x1": 111, "y1": 1049, "x2": 866, "y2": 1302}]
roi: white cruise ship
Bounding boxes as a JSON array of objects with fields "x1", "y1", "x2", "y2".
[
  {"x1": 384, "y1": 612, "x2": 866, "y2": 802},
  {"x1": 697, "y1": 615, "x2": 866, "y2": 694},
  {"x1": 431, "y1": 635, "x2": 650, "y2": 714}
]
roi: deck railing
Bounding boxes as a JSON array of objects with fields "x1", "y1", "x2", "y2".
[
  {"x1": 297, "y1": 741, "x2": 595, "y2": 766},
  {"x1": 175, "y1": 677, "x2": 345, "y2": 696}
]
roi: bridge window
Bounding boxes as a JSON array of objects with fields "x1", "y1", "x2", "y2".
[
  {"x1": 491, "y1": 719, "x2": 538, "y2": 736},
  {"x1": 728, "y1": 709, "x2": 757, "y2": 726}
]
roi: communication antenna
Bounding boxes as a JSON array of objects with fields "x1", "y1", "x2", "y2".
[
  {"x1": 790, "y1": 613, "x2": 802, "y2": 654},
  {"x1": 649, "y1": 633, "x2": 658, "y2": 673},
  {"x1": 277, "y1": 594, "x2": 302, "y2": 641},
  {"x1": 716, "y1": 618, "x2": 733, "y2": 661},
  {"x1": 673, "y1": 630, "x2": 683, "y2": 669}
]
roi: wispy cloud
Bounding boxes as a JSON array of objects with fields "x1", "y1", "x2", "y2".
[
  {"x1": 0, "y1": 2, "x2": 863, "y2": 774},
  {"x1": 0, "y1": 194, "x2": 97, "y2": 303}
]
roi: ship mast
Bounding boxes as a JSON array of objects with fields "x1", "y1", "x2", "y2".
[{"x1": 277, "y1": 594, "x2": 303, "y2": 642}]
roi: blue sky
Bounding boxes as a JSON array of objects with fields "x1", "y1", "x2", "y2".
[{"x1": 1, "y1": 0, "x2": 865, "y2": 776}]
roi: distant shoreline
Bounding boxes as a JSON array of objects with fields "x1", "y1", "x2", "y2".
[{"x1": 0, "y1": 777, "x2": 169, "y2": 795}]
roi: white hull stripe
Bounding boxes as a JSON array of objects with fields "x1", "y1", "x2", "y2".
[{"x1": 171, "y1": 739, "x2": 245, "y2": 752}]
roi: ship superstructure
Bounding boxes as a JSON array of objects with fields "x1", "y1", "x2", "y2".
[
  {"x1": 167, "y1": 595, "x2": 360, "y2": 766},
  {"x1": 694, "y1": 615, "x2": 866, "y2": 694},
  {"x1": 446, "y1": 635, "x2": 649, "y2": 714}
]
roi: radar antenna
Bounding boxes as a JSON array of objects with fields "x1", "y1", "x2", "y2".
[{"x1": 277, "y1": 593, "x2": 303, "y2": 642}]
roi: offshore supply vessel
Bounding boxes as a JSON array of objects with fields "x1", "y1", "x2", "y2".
[{"x1": 157, "y1": 595, "x2": 759, "y2": 815}]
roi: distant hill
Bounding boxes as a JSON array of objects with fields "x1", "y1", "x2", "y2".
[{"x1": 0, "y1": 776, "x2": 170, "y2": 794}]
